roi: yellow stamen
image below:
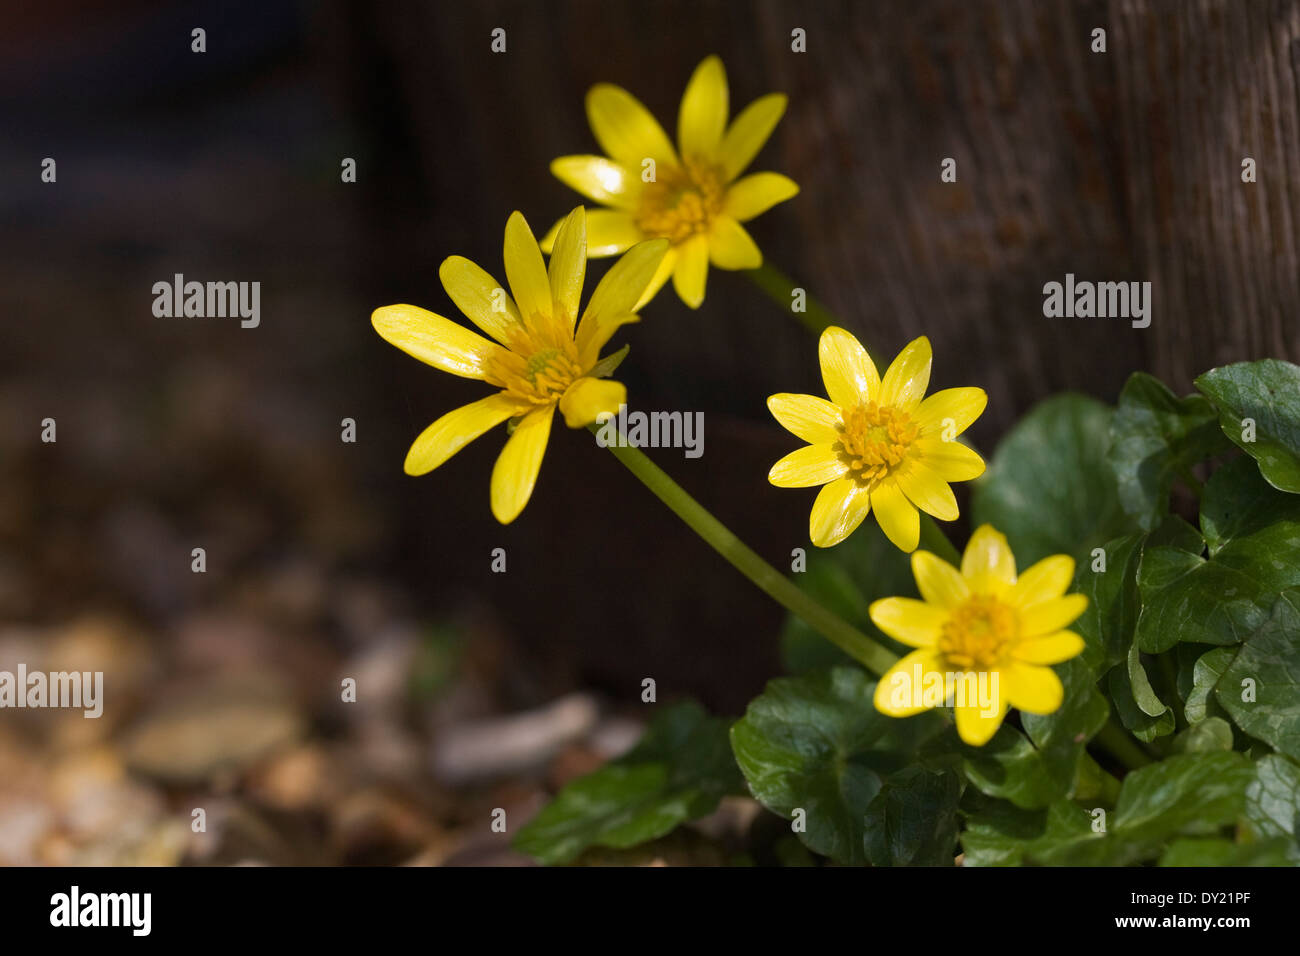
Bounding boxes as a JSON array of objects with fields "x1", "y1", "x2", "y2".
[
  {"x1": 836, "y1": 402, "x2": 918, "y2": 483},
  {"x1": 938, "y1": 595, "x2": 1019, "y2": 670},
  {"x1": 634, "y1": 158, "x2": 726, "y2": 244},
  {"x1": 489, "y1": 337, "x2": 585, "y2": 406}
]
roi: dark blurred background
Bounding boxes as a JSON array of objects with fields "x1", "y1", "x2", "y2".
[{"x1": 1, "y1": 0, "x2": 1297, "y2": 865}]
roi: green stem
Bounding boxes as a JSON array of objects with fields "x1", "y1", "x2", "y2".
[
  {"x1": 745, "y1": 262, "x2": 839, "y2": 337},
  {"x1": 1093, "y1": 718, "x2": 1153, "y2": 772},
  {"x1": 594, "y1": 426, "x2": 899, "y2": 676}
]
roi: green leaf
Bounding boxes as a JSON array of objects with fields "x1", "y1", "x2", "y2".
[
  {"x1": 781, "y1": 522, "x2": 916, "y2": 672},
  {"x1": 1071, "y1": 533, "x2": 1144, "y2": 672},
  {"x1": 1108, "y1": 372, "x2": 1230, "y2": 529},
  {"x1": 962, "y1": 726, "x2": 1062, "y2": 810},
  {"x1": 960, "y1": 799, "x2": 1096, "y2": 867},
  {"x1": 862, "y1": 766, "x2": 962, "y2": 866},
  {"x1": 1196, "y1": 358, "x2": 1300, "y2": 493},
  {"x1": 729, "y1": 667, "x2": 945, "y2": 865},
  {"x1": 1159, "y1": 836, "x2": 1296, "y2": 866},
  {"x1": 1108, "y1": 657, "x2": 1176, "y2": 742},
  {"x1": 1045, "y1": 752, "x2": 1254, "y2": 865},
  {"x1": 1172, "y1": 716, "x2": 1234, "y2": 753},
  {"x1": 1216, "y1": 591, "x2": 1300, "y2": 761},
  {"x1": 1185, "y1": 646, "x2": 1238, "y2": 724},
  {"x1": 972, "y1": 394, "x2": 1128, "y2": 566},
  {"x1": 1135, "y1": 457, "x2": 1300, "y2": 653},
  {"x1": 1244, "y1": 754, "x2": 1300, "y2": 859},
  {"x1": 513, "y1": 701, "x2": 741, "y2": 865}
]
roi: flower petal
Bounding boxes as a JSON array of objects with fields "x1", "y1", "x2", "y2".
[
  {"x1": 547, "y1": 207, "x2": 587, "y2": 328},
  {"x1": 577, "y1": 312, "x2": 639, "y2": 364},
  {"x1": 671, "y1": 235, "x2": 710, "y2": 308},
  {"x1": 955, "y1": 699, "x2": 1008, "y2": 746},
  {"x1": 585, "y1": 209, "x2": 643, "y2": 256},
  {"x1": 961, "y1": 524, "x2": 1017, "y2": 594},
  {"x1": 372, "y1": 304, "x2": 505, "y2": 381},
  {"x1": 678, "y1": 55, "x2": 728, "y2": 159},
  {"x1": 909, "y1": 437, "x2": 986, "y2": 482},
  {"x1": 911, "y1": 550, "x2": 969, "y2": 608},
  {"x1": 559, "y1": 376, "x2": 625, "y2": 428},
  {"x1": 490, "y1": 406, "x2": 554, "y2": 524},
  {"x1": 1002, "y1": 662, "x2": 1064, "y2": 715},
  {"x1": 896, "y1": 461, "x2": 959, "y2": 521},
  {"x1": 549, "y1": 156, "x2": 643, "y2": 211},
  {"x1": 403, "y1": 392, "x2": 527, "y2": 475},
  {"x1": 874, "y1": 649, "x2": 946, "y2": 717},
  {"x1": 809, "y1": 478, "x2": 871, "y2": 547},
  {"x1": 768, "y1": 444, "x2": 846, "y2": 488},
  {"x1": 1010, "y1": 555, "x2": 1076, "y2": 607},
  {"x1": 868, "y1": 597, "x2": 945, "y2": 648},
  {"x1": 503, "y1": 211, "x2": 552, "y2": 324},
  {"x1": 724, "y1": 171, "x2": 800, "y2": 221},
  {"x1": 913, "y1": 387, "x2": 987, "y2": 439},
  {"x1": 720, "y1": 94, "x2": 788, "y2": 181},
  {"x1": 878, "y1": 336, "x2": 932, "y2": 411},
  {"x1": 707, "y1": 216, "x2": 762, "y2": 270},
  {"x1": 1012, "y1": 630, "x2": 1085, "y2": 665},
  {"x1": 1019, "y1": 594, "x2": 1089, "y2": 637},
  {"x1": 634, "y1": 247, "x2": 677, "y2": 311},
  {"x1": 818, "y1": 326, "x2": 879, "y2": 408},
  {"x1": 437, "y1": 256, "x2": 523, "y2": 347},
  {"x1": 871, "y1": 479, "x2": 920, "y2": 552},
  {"x1": 586, "y1": 83, "x2": 677, "y2": 166},
  {"x1": 582, "y1": 239, "x2": 669, "y2": 324},
  {"x1": 766, "y1": 393, "x2": 842, "y2": 444}
]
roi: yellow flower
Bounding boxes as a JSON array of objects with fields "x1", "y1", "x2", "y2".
[
  {"x1": 372, "y1": 207, "x2": 668, "y2": 524},
  {"x1": 869, "y1": 525, "x2": 1088, "y2": 746},
  {"x1": 543, "y1": 54, "x2": 798, "y2": 310},
  {"x1": 767, "y1": 327, "x2": 987, "y2": 552}
]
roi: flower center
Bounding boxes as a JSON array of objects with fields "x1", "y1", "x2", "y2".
[
  {"x1": 489, "y1": 339, "x2": 585, "y2": 405},
  {"x1": 634, "y1": 158, "x2": 726, "y2": 244},
  {"x1": 938, "y1": 595, "x2": 1019, "y2": 671},
  {"x1": 836, "y1": 402, "x2": 918, "y2": 483}
]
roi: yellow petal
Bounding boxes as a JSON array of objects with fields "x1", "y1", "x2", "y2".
[
  {"x1": 961, "y1": 524, "x2": 1017, "y2": 594},
  {"x1": 766, "y1": 393, "x2": 841, "y2": 444},
  {"x1": 874, "y1": 649, "x2": 946, "y2": 717},
  {"x1": 437, "y1": 256, "x2": 523, "y2": 346},
  {"x1": 878, "y1": 336, "x2": 932, "y2": 411},
  {"x1": 1012, "y1": 630, "x2": 1085, "y2": 665},
  {"x1": 577, "y1": 311, "x2": 639, "y2": 365},
  {"x1": 579, "y1": 239, "x2": 670, "y2": 353},
  {"x1": 809, "y1": 477, "x2": 871, "y2": 547},
  {"x1": 911, "y1": 550, "x2": 969, "y2": 608},
  {"x1": 549, "y1": 156, "x2": 643, "y2": 210},
  {"x1": 1010, "y1": 555, "x2": 1076, "y2": 607},
  {"x1": 895, "y1": 461, "x2": 959, "y2": 521},
  {"x1": 634, "y1": 247, "x2": 677, "y2": 311},
  {"x1": 720, "y1": 94, "x2": 788, "y2": 181},
  {"x1": 490, "y1": 406, "x2": 554, "y2": 524},
  {"x1": 955, "y1": 699, "x2": 1008, "y2": 746},
  {"x1": 913, "y1": 387, "x2": 987, "y2": 439},
  {"x1": 586, "y1": 83, "x2": 677, "y2": 165},
  {"x1": 724, "y1": 171, "x2": 800, "y2": 221},
  {"x1": 678, "y1": 56, "x2": 728, "y2": 158},
  {"x1": 671, "y1": 235, "x2": 710, "y2": 308},
  {"x1": 372, "y1": 304, "x2": 505, "y2": 381},
  {"x1": 1001, "y1": 662, "x2": 1064, "y2": 715},
  {"x1": 871, "y1": 479, "x2": 920, "y2": 552},
  {"x1": 868, "y1": 597, "x2": 944, "y2": 648},
  {"x1": 547, "y1": 207, "x2": 587, "y2": 328},
  {"x1": 403, "y1": 392, "x2": 527, "y2": 475},
  {"x1": 585, "y1": 209, "x2": 643, "y2": 256},
  {"x1": 1019, "y1": 594, "x2": 1089, "y2": 637},
  {"x1": 768, "y1": 444, "x2": 846, "y2": 488},
  {"x1": 818, "y1": 326, "x2": 880, "y2": 408},
  {"x1": 707, "y1": 216, "x2": 762, "y2": 270},
  {"x1": 559, "y1": 376, "x2": 625, "y2": 428},
  {"x1": 503, "y1": 211, "x2": 553, "y2": 325},
  {"x1": 909, "y1": 437, "x2": 986, "y2": 482}
]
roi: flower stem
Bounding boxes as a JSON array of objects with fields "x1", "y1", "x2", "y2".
[
  {"x1": 745, "y1": 262, "x2": 838, "y2": 337},
  {"x1": 1093, "y1": 717, "x2": 1153, "y2": 772},
  {"x1": 593, "y1": 426, "x2": 899, "y2": 676}
]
